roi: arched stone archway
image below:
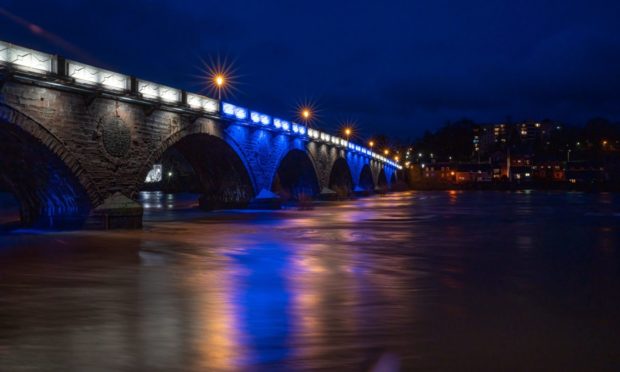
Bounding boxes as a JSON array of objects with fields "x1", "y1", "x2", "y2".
[
  {"x1": 358, "y1": 164, "x2": 375, "y2": 192},
  {"x1": 140, "y1": 131, "x2": 255, "y2": 210},
  {"x1": 329, "y1": 157, "x2": 354, "y2": 197},
  {"x1": 0, "y1": 104, "x2": 99, "y2": 228},
  {"x1": 377, "y1": 168, "x2": 388, "y2": 191},
  {"x1": 271, "y1": 149, "x2": 320, "y2": 201},
  {"x1": 389, "y1": 172, "x2": 397, "y2": 188}
]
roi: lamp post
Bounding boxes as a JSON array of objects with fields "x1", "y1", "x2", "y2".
[
  {"x1": 300, "y1": 108, "x2": 312, "y2": 129},
  {"x1": 214, "y1": 74, "x2": 225, "y2": 100},
  {"x1": 344, "y1": 127, "x2": 352, "y2": 139}
]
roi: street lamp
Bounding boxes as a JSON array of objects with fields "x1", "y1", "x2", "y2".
[
  {"x1": 344, "y1": 127, "x2": 352, "y2": 139},
  {"x1": 213, "y1": 73, "x2": 225, "y2": 100},
  {"x1": 369, "y1": 140, "x2": 375, "y2": 148},
  {"x1": 384, "y1": 149, "x2": 389, "y2": 156},
  {"x1": 299, "y1": 108, "x2": 312, "y2": 128}
]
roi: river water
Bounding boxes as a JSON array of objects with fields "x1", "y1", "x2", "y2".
[{"x1": 1, "y1": 191, "x2": 619, "y2": 371}]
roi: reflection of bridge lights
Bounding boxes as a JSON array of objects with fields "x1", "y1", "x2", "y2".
[{"x1": 145, "y1": 164, "x2": 162, "y2": 183}]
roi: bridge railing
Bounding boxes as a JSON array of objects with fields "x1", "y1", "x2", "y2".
[{"x1": 0, "y1": 39, "x2": 401, "y2": 170}]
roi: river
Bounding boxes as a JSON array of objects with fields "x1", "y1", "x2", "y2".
[{"x1": 1, "y1": 191, "x2": 619, "y2": 370}]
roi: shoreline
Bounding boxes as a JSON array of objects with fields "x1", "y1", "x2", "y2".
[{"x1": 407, "y1": 183, "x2": 620, "y2": 193}]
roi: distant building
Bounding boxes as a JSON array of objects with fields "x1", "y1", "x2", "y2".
[
  {"x1": 532, "y1": 160, "x2": 565, "y2": 181},
  {"x1": 454, "y1": 163, "x2": 492, "y2": 183},
  {"x1": 517, "y1": 120, "x2": 558, "y2": 144},
  {"x1": 475, "y1": 121, "x2": 562, "y2": 155},
  {"x1": 565, "y1": 161, "x2": 606, "y2": 184},
  {"x1": 493, "y1": 123, "x2": 509, "y2": 143},
  {"x1": 422, "y1": 162, "x2": 492, "y2": 183}
]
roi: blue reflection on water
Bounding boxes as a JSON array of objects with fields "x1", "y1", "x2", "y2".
[{"x1": 230, "y1": 238, "x2": 294, "y2": 366}]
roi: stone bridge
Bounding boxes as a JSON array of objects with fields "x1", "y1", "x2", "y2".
[{"x1": 0, "y1": 40, "x2": 401, "y2": 229}]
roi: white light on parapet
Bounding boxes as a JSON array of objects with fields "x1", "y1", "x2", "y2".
[
  {"x1": 250, "y1": 111, "x2": 262, "y2": 123},
  {"x1": 234, "y1": 107, "x2": 247, "y2": 120},
  {"x1": 138, "y1": 80, "x2": 181, "y2": 103},
  {"x1": 187, "y1": 93, "x2": 218, "y2": 113},
  {"x1": 222, "y1": 102, "x2": 235, "y2": 116},
  {"x1": 0, "y1": 41, "x2": 53, "y2": 73},
  {"x1": 221, "y1": 102, "x2": 248, "y2": 120},
  {"x1": 251, "y1": 112, "x2": 271, "y2": 125},
  {"x1": 67, "y1": 61, "x2": 129, "y2": 91}
]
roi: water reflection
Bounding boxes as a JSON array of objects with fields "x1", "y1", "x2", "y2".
[{"x1": 0, "y1": 191, "x2": 619, "y2": 370}]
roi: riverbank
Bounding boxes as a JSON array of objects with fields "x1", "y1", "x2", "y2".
[{"x1": 408, "y1": 180, "x2": 620, "y2": 192}]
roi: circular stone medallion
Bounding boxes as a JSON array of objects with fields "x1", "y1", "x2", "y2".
[{"x1": 102, "y1": 117, "x2": 131, "y2": 158}]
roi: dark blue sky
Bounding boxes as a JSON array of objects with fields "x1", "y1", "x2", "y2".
[{"x1": 2, "y1": 0, "x2": 619, "y2": 140}]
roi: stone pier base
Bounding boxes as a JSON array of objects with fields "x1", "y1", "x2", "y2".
[{"x1": 87, "y1": 193, "x2": 143, "y2": 229}]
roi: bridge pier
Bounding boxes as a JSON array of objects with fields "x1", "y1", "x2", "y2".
[{"x1": 87, "y1": 193, "x2": 143, "y2": 229}]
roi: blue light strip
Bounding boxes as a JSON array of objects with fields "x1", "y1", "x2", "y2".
[{"x1": 221, "y1": 101, "x2": 402, "y2": 170}]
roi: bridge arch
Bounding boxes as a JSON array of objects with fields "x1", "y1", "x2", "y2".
[
  {"x1": 377, "y1": 168, "x2": 388, "y2": 190},
  {"x1": 138, "y1": 120, "x2": 255, "y2": 209},
  {"x1": 271, "y1": 148, "x2": 320, "y2": 200},
  {"x1": 0, "y1": 103, "x2": 100, "y2": 228},
  {"x1": 328, "y1": 157, "x2": 354, "y2": 197},
  {"x1": 390, "y1": 172, "x2": 397, "y2": 187},
  {"x1": 358, "y1": 164, "x2": 375, "y2": 192}
]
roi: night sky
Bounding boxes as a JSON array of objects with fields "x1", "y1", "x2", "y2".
[{"x1": 2, "y1": 0, "x2": 619, "y2": 140}]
